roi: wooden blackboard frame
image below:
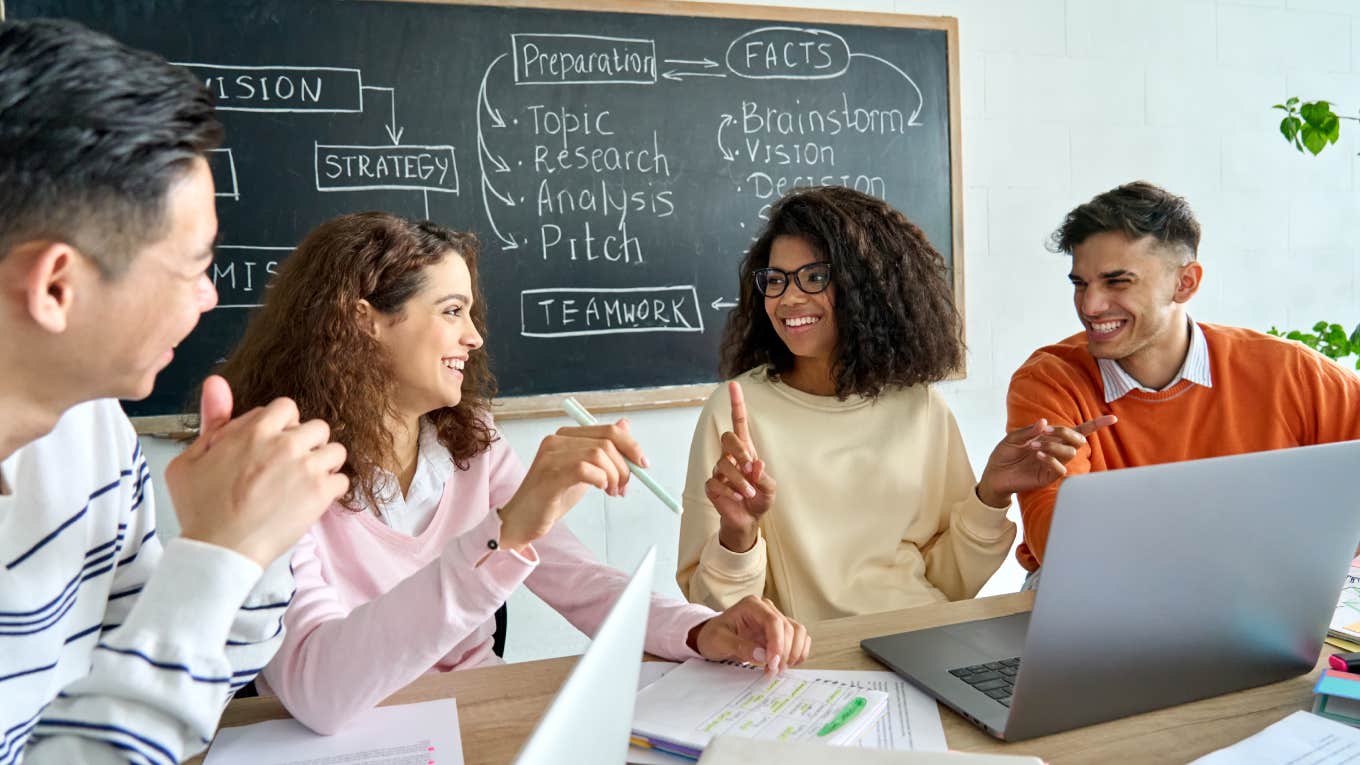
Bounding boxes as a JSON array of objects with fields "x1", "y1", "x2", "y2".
[{"x1": 1, "y1": 0, "x2": 964, "y2": 434}]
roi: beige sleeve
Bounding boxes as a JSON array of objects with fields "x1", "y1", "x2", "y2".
[
  {"x1": 676, "y1": 396, "x2": 768, "y2": 610},
  {"x1": 921, "y1": 403, "x2": 1017, "y2": 600}
]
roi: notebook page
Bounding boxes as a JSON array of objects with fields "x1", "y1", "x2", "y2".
[{"x1": 632, "y1": 659, "x2": 888, "y2": 751}]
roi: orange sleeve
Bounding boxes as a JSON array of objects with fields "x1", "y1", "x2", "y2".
[
  {"x1": 1295, "y1": 346, "x2": 1360, "y2": 443},
  {"x1": 1005, "y1": 365, "x2": 1095, "y2": 570}
]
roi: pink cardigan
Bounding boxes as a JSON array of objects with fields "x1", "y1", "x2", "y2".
[{"x1": 259, "y1": 434, "x2": 714, "y2": 733}]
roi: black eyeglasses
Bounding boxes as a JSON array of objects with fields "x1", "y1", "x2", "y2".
[{"x1": 753, "y1": 262, "x2": 833, "y2": 298}]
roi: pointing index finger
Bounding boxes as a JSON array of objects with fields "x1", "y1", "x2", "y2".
[
  {"x1": 728, "y1": 381, "x2": 756, "y2": 456},
  {"x1": 1075, "y1": 414, "x2": 1118, "y2": 436}
]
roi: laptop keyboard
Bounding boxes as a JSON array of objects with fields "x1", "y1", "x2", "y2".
[{"x1": 948, "y1": 657, "x2": 1021, "y2": 707}]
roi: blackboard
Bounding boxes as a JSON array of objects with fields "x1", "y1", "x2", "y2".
[{"x1": 3, "y1": 0, "x2": 963, "y2": 426}]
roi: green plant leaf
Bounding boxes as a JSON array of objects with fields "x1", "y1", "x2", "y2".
[
  {"x1": 1324, "y1": 114, "x2": 1341, "y2": 143},
  {"x1": 1281, "y1": 116, "x2": 1301, "y2": 142},
  {"x1": 1288, "y1": 96, "x2": 1300, "y2": 106},
  {"x1": 1313, "y1": 321, "x2": 1330, "y2": 333},
  {"x1": 1326, "y1": 324, "x2": 1348, "y2": 351},
  {"x1": 1302, "y1": 125, "x2": 1329, "y2": 155}
]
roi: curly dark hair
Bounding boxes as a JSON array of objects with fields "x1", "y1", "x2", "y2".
[
  {"x1": 216, "y1": 212, "x2": 498, "y2": 513},
  {"x1": 721, "y1": 186, "x2": 963, "y2": 399},
  {"x1": 1050, "y1": 180, "x2": 1201, "y2": 262}
]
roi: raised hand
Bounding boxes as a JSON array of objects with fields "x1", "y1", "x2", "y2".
[
  {"x1": 165, "y1": 375, "x2": 349, "y2": 568},
  {"x1": 691, "y1": 595, "x2": 810, "y2": 676},
  {"x1": 975, "y1": 415, "x2": 1118, "y2": 507},
  {"x1": 705, "y1": 381, "x2": 776, "y2": 553},
  {"x1": 498, "y1": 419, "x2": 650, "y2": 552}
]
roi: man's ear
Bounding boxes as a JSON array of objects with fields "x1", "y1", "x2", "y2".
[
  {"x1": 354, "y1": 298, "x2": 380, "y2": 338},
  {"x1": 15, "y1": 241, "x2": 81, "y2": 334},
  {"x1": 1172, "y1": 260, "x2": 1203, "y2": 304}
]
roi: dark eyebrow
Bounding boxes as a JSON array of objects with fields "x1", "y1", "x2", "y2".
[
  {"x1": 1099, "y1": 269, "x2": 1135, "y2": 280},
  {"x1": 435, "y1": 293, "x2": 472, "y2": 305}
]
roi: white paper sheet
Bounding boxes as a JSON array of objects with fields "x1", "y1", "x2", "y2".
[
  {"x1": 784, "y1": 669, "x2": 947, "y2": 753},
  {"x1": 626, "y1": 664, "x2": 946, "y2": 763},
  {"x1": 204, "y1": 698, "x2": 463, "y2": 765},
  {"x1": 1189, "y1": 711, "x2": 1360, "y2": 764},
  {"x1": 638, "y1": 660, "x2": 680, "y2": 690}
]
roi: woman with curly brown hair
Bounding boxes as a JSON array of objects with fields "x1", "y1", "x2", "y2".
[
  {"x1": 216, "y1": 212, "x2": 809, "y2": 734},
  {"x1": 677, "y1": 187, "x2": 1112, "y2": 622}
]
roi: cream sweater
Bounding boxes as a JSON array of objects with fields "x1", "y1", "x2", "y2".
[{"x1": 678, "y1": 367, "x2": 1016, "y2": 623}]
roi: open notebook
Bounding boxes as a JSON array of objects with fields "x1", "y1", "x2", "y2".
[
  {"x1": 632, "y1": 659, "x2": 889, "y2": 760},
  {"x1": 1330, "y1": 558, "x2": 1360, "y2": 643}
]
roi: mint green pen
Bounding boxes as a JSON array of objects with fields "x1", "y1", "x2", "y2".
[{"x1": 561, "y1": 397, "x2": 682, "y2": 514}]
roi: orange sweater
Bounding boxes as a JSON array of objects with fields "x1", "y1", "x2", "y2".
[{"x1": 1006, "y1": 323, "x2": 1360, "y2": 571}]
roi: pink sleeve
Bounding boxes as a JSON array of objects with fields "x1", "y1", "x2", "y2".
[
  {"x1": 493, "y1": 431, "x2": 716, "y2": 659},
  {"x1": 260, "y1": 512, "x2": 535, "y2": 734},
  {"x1": 525, "y1": 523, "x2": 716, "y2": 660},
  {"x1": 485, "y1": 433, "x2": 528, "y2": 511}
]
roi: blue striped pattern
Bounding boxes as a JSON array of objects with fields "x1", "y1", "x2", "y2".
[
  {"x1": 0, "y1": 707, "x2": 44, "y2": 765},
  {"x1": 92, "y1": 644, "x2": 231, "y2": 685},
  {"x1": 2, "y1": 405, "x2": 291, "y2": 764},
  {"x1": 34, "y1": 718, "x2": 176, "y2": 765}
]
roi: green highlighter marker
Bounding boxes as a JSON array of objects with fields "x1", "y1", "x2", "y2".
[
  {"x1": 817, "y1": 696, "x2": 867, "y2": 737},
  {"x1": 561, "y1": 397, "x2": 682, "y2": 514}
]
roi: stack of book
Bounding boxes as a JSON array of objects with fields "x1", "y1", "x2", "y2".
[{"x1": 1313, "y1": 668, "x2": 1360, "y2": 726}]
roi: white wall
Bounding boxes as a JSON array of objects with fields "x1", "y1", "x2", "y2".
[{"x1": 142, "y1": 0, "x2": 1360, "y2": 664}]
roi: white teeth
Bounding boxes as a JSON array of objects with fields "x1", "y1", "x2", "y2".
[
  {"x1": 1091, "y1": 321, "x2": 1123, "y2": 334},
  {"x1": 442, "y1": 358, "x2": 465, "y2": 371},
  {"x1": 783, "y1": 316, "x2": 820, "y2": 328}
]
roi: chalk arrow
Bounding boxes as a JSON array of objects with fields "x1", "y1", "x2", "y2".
[
  {"x1": 662, "y1": 70, "x2": 727, "y2": 81},
  {"x1": 362, "y1": 86, "x2": 405, "y2": 145},
  {"x1": 480, "y1": 53, "x2": 508, "y2": 128},
  {"x1": 479, "y1": 130, "x2": 512, "y2": 174},
  {"x1": 717, "y1": 114, "x2": 735, "y2": 162},
  {"x1": 711, "y1": 297, "x2": 738, "y2": 310},
  {"x1": 477, "y1": 52, "x2": 519, "y2": 252},
  {"x1": 849, "y1": 52, "x2": 925, "y2": 126},
  {"x1": 663, "y1": 57, "x2": 719, "y2": 68}
]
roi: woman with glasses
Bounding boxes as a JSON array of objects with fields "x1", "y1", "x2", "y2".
[{"x1": 677, "y1": 187, "x2": 1108, "y2": 621}]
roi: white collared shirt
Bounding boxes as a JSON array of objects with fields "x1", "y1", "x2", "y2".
[
  {"x1": 1097, "y1": 319, "x2": 1213, "y2": 403},
  {"x1": 373, "y1": 419, "x2": 453, "y2": 536}
]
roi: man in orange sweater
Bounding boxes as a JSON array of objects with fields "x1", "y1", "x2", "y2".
[{"x1": 1007, "y1": 181, "x2": 1360, "y2": 580}]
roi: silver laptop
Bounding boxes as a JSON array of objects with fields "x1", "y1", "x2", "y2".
[
  {"x1": 862, "y1": 441, "x2": 1360, "y2": 742},
  {"x1": 512, "y1": 546, "x2": 655, "y2": 764}
]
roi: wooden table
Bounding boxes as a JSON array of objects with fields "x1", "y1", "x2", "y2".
[{"x1": 201, "y1": 592, "x2": 1332, "y2": 764}]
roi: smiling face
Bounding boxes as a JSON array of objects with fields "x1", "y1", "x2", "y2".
[
  {"x1": 371, "y1": 251, "x2": 484, "y2": 419},
  {"x1": 764, "y1": 235, "x2": 837, "y2": 370},
  {"x1": 74, "y1": 157, "x2": 220, "y2": 399},
  {"x1": 1068, "y1": 231, "x2": 1194, "y2": 363}
]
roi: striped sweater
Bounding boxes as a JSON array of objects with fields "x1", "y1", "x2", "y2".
[{"x1": 0, "y1": 399, "x2": 293, "y2": 765}]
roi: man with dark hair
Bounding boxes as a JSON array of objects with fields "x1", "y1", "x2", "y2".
[
  {"x1": 0, "y1": 19, "x2": 348, "y2": 763},
  {"x1": 1006, "y1": 180, "x2": 1360, "y2": 582}
]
